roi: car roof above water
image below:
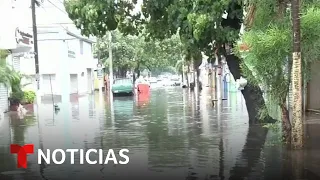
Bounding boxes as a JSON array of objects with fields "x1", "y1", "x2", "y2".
[{"x1": 114, "y1": 78, "x2": 132, "y2": 83}]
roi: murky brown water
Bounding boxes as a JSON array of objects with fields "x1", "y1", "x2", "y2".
[{"x1": 0, "y1": 87, "x2": 319, "y2": 180}]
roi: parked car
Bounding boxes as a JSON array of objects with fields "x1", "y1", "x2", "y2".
[{"x1": 112, "y1": 78, "x2": 134, "y2": 96}]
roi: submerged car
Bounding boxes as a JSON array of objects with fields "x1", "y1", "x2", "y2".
[{"x1": 112, "y1": 78, "x2": 134, "y2": 95}]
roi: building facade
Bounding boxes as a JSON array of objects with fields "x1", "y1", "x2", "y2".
[
  {"x1": 0, "y1": 0, "x2": 34, "y2": 113},
  {"x1": 19, "y1": 28, "x2": 96, "y2": 98},
  {"x1": 0, "y1": 0, "x2": 96, "y2": 112}
]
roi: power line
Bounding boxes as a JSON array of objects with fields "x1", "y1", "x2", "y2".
[
  {"x1": 39, "y1": 3, "x2": 69, "y2": 32},
  {"x1": 46, "y1": 0, "x2": 68, "y2": 15},
  {"x1": 38, "y1": 0, "x2": 95, "y2": 42},
  {"x1": 40, "y1": 22, "x2": 74, "y2": 25},
  {"x1": 56, "y1": 0, "x2": 64, "y2": 5}
]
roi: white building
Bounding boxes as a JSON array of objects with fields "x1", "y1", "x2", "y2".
[
  {"x1": 20, "y1": 28, "x2": 96, "y2": 97},
  {"x1": 0, "y1": 0, "x2": 34, "y2": 113},
  {"x1": 0, "y1": 0, "x2": 96, "y2": 111}
]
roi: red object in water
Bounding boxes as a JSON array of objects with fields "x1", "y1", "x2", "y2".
[
  {"x1": 137, "y1": 84, "x2": 150, "y2": 94},
  {"x1": 137, "y1": 94, "x2": 150, "y2": 107},
  {"x1": 137, "y1": 84, "x2": 150, "y2": 106}
]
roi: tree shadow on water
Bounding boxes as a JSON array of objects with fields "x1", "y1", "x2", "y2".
[
  {"x1": 185, "y1": 125, "x2": 269, "y2": 180},
  {"x1": 228, "y1": 125, "x2": 269, "y2": 180},
  {"x1": 228, "y1": 125, "x2": 320, "y2": 180}
]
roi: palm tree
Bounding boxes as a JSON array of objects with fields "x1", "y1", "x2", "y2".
[
  {"x1": 0, "y1": 50, "x2": 19, "y2": 87},
  {"x1": 0, "y1": 49, "x2": 30, "y2": 107},
  {"x1": 291, "y1": 0, "x2": 303, "y2": 149}
]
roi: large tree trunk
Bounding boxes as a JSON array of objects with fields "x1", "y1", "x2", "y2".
[
  {"x1": 133, "y1": 62, "x2": 140, "y2": 85},
  {"x1": 226, "y1": 54, "x2": 276, "y2": 124},
  {"x1": 186, "y1": 69, "x2": 189, "y2": 87},
  {"x1": 119, "y1": 67, "x2": 127, "y2": 78},
  {"x1": 196, "y1": 68, "x2": 202, "y2": 91},
  {"x1": 137, "y1": 70, "x2": 140, "y2": 78},
  {"x1": 193, "y1": 55, "x2": 202, "y2": 91}
]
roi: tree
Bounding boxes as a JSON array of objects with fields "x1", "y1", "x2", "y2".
[
  {"x1": 94, "y1": 30, "x2": 136, "y2": 77},
  {"x1": 291, "y1": 0, "x2": 303, "y2": 149},
  {"x1": 64, "y1": 0, "x2": 274, "y2": 124},
  {"x1": 94, "y1": 30, "x2": 184, "y2": 78},
  {"x1": 238, "y1": 0, "x2": 320, "y2": 143},
  {"x1": 236, "y1": 0, "x2": 292, "y2": 135},
  {"x1": 0, "y1": 50, "x2": 19, "y2": 87}
]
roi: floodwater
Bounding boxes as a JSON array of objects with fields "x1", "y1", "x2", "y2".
[{"x1": 0, "y1": 87, "x2": 319, "y2": 180}]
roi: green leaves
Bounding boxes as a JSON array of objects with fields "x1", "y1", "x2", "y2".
[
  {"x1": 64, "y1": 0, "x2": 140, "y2": 37},
  {"x1": 94, "y1": 30, "x2": 183, "y2": 74},
  {"x1": 240, "y1": 23, "x2": 291, "y2": 104},
  {"x1": 64, "y1": 0, "x2": 246, "y2": 66},
  {"x1": 239, "y1": 1, "x2": 320, "y2": 107},
  {"x1": 0, "y1": 50, "x2": 22, "y2": 89}
]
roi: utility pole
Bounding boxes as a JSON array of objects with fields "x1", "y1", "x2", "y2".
[
  {"x1": 291, "y1": 0, "x2": 303, "y2": 149},
  {"x1": 31, "y1": 0, "x2": 40, "y2": 90},
  {"x1": 96, "y1": 38, "x2": 103, "y2": 96},
  {"x1": 31, "y1": 1, "x2": 45, "y2": 177},
  {"x1": 108, "y1": 31, "x2": 113, "y2": 96}
]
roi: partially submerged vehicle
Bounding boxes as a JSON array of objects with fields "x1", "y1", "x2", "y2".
[{"x1": 111, "y1": 78, "x2": 134, "y2": 96}]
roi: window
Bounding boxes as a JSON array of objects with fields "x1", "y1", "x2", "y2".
[
  {"x1": 114, "y1": 79, "x2": 132, "y2": 84},
  {"x1": 12, "y1": 57, "x2": 20, "y2": 72},
  {"x1": 80, "y1": 40, "x2": 83, "y2": 55}
]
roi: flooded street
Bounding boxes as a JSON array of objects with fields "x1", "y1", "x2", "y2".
[{"x1": 0, "y1": 87, "x2": 319, "y2": 180}]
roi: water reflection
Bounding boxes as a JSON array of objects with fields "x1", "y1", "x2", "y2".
[
  {"x1": 228, "y1": 125, "x2": 268, "y2": 180},
  {"x1": 0, "y1": 88, "x2": 317, "y2": 179}
]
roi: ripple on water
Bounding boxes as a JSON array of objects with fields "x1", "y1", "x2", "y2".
[{"x1": 0, "y1": 89, "x2": 307, "y2": 179}]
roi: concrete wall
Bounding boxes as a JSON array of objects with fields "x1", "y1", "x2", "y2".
[
  {"x1": 307, "y1": 61, "x2": 320, "y2": 110},
  {"x1": 20, "y1": 40, "x2": 64, "y2": 75},
  {"x1": 19, "y1": 33, "x2": 95, "y2": 95}
]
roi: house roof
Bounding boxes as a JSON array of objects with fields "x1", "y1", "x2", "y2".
[{"x1": 30, "y1": 25, "x2": 96, "y2": 43}]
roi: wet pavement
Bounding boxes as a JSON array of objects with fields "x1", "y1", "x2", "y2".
[{"x1": 0, "y1": 87, "x2": 319, "y2": 180}]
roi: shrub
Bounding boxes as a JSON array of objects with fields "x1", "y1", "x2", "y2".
[
  {"x1": 22, "y1": 91, "x2": 36, "y2": 104},
  {"x1": 9, "y1": 90, "x2": 24, "y2": 105}
]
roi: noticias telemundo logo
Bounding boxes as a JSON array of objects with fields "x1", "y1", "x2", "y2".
[{"x1": 10, "y1": 144, "x2": 130, "y2": 168}]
